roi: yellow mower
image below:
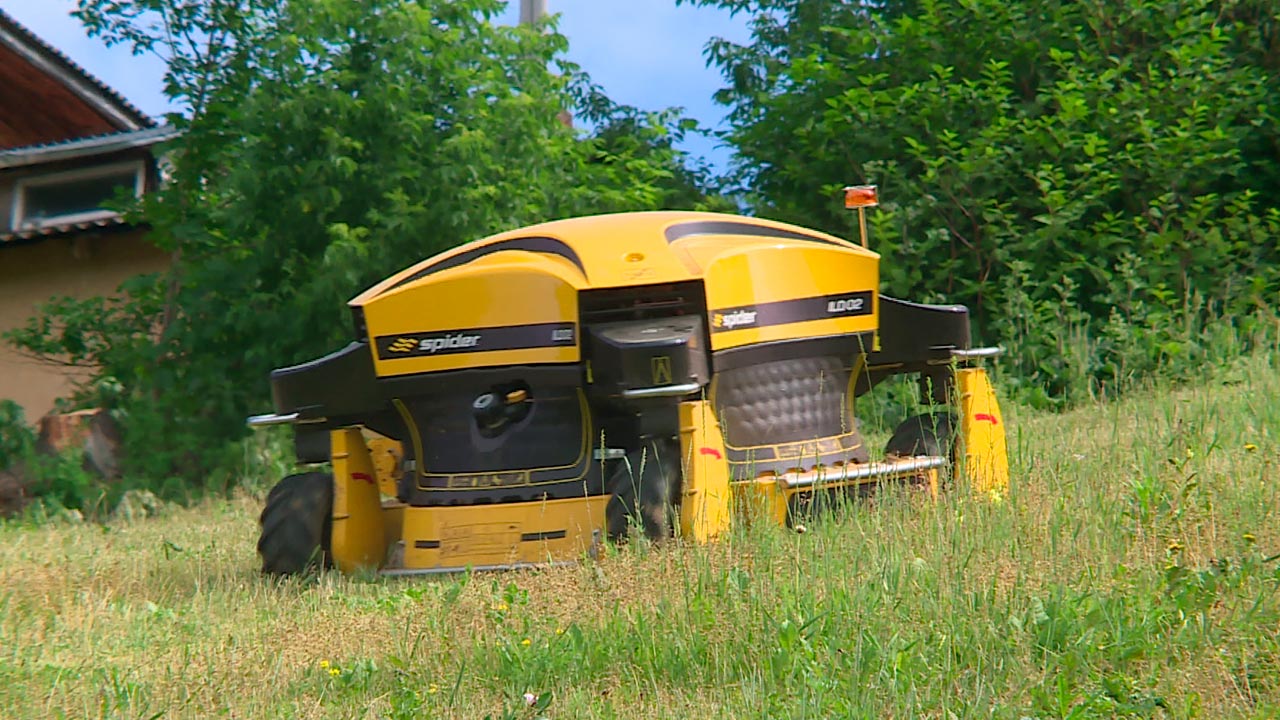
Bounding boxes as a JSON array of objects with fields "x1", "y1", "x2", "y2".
[{"x1": 247, "y1": 187, "x2": 1008, "y2": 575}]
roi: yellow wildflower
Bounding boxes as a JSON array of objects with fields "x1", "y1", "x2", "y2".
[
  {"x1": 555, "y1": 627, "x2": 565, "y2": 635},
  {"x1": 319, "y1": 660, "x2": 330, "y2": 669},
  {"x1": 329, "y1": 668, "x2": 340, "y2": 677},
  {"x1": 1243, "y1": 533, "x2": 1257, "y2": 544},
  {"x1": 1167, "y1": 539, "x2": 1184, "y2": 553},
  {"x1": 521, "y1": 638, "x2": 532, "y2": 646},
  {"x1": 428, "y1": 683, "x2": 440, "y2": 695},
  {"x1": 1245, "y1": 443, "x2": 1258, "y2": 452}
]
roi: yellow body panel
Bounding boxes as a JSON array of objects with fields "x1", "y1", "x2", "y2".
[
  {"x1": 676, "y1": 400, "x2": 733, "y2": 541},
  {"x1": 734, "y1": 476, "x2": 790, "y2": 526},
  {"x1": 389, "y1": 495, "x2": 608, "y2": 571},
  {"x1": 699, "y1": 242, "x2": 880, "y2": 351},
  {"x1": 955, "y1": 367, "x2": 1010, "y2": 494},
  {"x1": 329, "y1": 428, "x2": 388, "y2": 573},
  {"x1": 365, "y1": 433, "x2": 403, "y2": 498},
  {"x1": 352, "y1": 211, "x2": 873, "y2": 302},
  {"x1": 361, "y1": 252, "x2": 582, "y2": 377}
]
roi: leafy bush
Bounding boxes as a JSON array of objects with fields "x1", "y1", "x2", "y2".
[
  {"x1": 0, "y1": 400, "x2": 35, "y2": 472},
  {"x1": 680, "y1": 0, "x2": 1280, "y2": 403}
]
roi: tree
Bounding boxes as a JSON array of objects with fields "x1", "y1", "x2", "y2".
[
  {"x1": 6, "y1": 0, "x2": 724, "y2": 488},
  {"x1": 680, "y1": 0, "x2": 1280, "y2": 403}
]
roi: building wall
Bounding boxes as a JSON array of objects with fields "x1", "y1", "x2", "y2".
[{"x1": 0, "y1": 229, "x2": 168, "y2": 422}]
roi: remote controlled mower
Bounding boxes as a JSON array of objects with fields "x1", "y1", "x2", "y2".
[{"x1": 248, "y1": 186, "x2": 1009, "y2": 575}]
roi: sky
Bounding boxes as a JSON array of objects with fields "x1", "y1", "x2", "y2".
[{"x1": 1, "y1": 0, "x2": 754, "y2": 172}]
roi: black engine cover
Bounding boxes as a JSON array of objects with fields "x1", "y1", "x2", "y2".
[{"x1": 585, "y1": 316, "x2": 709, "y2": 397}]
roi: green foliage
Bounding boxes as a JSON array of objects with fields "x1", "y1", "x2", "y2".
[
  {"x1": 0, "y1": 400, "x2": 113, "y2": 518},
  {"x1": 0, "y1": 401, "x2": 35, "y2": 472},
  {"x1": 4, "y1": 0, "x2": 726, "y2": 490},
  {"x1": 680, "y1": 0, "x2": 1280, "y2": 404}
]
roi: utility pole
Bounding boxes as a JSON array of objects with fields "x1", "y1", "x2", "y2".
[
  {"x1": 518, "y1": 0, "x2": 572, "y2": 128},
  {"x1": 519, "y1": 0, "x2": 547, "y2": 25}
]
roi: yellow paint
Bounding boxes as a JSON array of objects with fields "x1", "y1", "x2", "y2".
[
  {"x1": 353, "y1": 211, "x2": 870, "y2": 301},
  {"x1": 955, "y1": 367, "x2": 1010, "y2": 494},
  {"x1": 364, "y1": 433, "x2": 404, "y2": 498},
  {"x1": 329, "y1": 428, "x2": 388, "y2": 573},
  {"x1": 733, "y1": 476, "x2": 790, "y2": 527},
  {"x1": 676, "y1": 400, "x2": 732, "y2": 541},
  {"x1": 393, "y1": 495, "x2": 609, "y2": 570},
  {"x1": 700, "y1": 242, "x2": 879, "y2": 351},
  {"x1": 360, "y1": 252, "x2": 582, "y2": 377}
]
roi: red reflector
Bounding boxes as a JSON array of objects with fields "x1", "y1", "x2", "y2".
[
  {"x1": 974, "y1": 413, "x2": 998, "y2": 425},
  {"x1": 699, "y1": 447, "x2": 723, "y2": 460}
]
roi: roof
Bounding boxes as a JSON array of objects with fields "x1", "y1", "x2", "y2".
[
  {"x1": 0, "y1": 8, "x2": 154, "y2": 133},
  {"x1": 0, "y1": 216, "x2": 131, "y2": 244},
  {"x1": 0, "y1": 124, "x2": 180, "y2": 170}
]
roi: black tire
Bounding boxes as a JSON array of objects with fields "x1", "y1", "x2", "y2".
[
  {"x1": 605, "y1": 438, "x2": 682, "y2": 542},
  {"x1": 258, "y1": 471, "x2": 334, "y2": 575},
  {"x1": 885, "y1": 412, "x2": 956, "y2": 490},
  {"x1": 885, "y1": 412, "x2": 955, "y2": 458}
]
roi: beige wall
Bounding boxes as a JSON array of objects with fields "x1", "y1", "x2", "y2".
[{"x1": 0, "y1": 230, "x2": 168, "y2": 423}]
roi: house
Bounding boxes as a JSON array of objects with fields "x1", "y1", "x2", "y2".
[{"x1": 0, "y1": 9, "x2": 178, "y2": 423}]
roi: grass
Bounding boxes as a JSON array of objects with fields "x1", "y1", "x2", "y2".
[{"x1": 2, "y1": 352, "x2": 1279, "y2": 719}]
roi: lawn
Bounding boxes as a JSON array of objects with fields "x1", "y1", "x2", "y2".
[{"x1": 2, "y1": 353, "x2": 1279, "y2": 719}]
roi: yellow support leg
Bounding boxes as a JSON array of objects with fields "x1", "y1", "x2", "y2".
[
  {"x1": 329, "y1": 428, "x2": 388, "y2": 573},
  {"x1": 954, "y1": 367, "x2": 1010, "y2": 496},
  {"x1": 677, "y1": 400, "x2": 733, "y2": 542}
]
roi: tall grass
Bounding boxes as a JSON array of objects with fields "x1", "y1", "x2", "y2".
[{"x1": 1, "y1": 350, "x2": 1278, "y2": 719}]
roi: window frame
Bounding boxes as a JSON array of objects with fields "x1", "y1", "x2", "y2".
[{"x1": 9, "y1": 159, "x2": 147, "y2": 230}]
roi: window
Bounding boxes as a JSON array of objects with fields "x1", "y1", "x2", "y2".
[{"x1": 11, "y1": 160, "x2": 145, "y2": 230}]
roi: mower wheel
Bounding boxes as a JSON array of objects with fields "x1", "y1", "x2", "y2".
[
  {"x1": 258, "y1": 471, "x2": 333, "y2": 575},
  {"x1": 885, "y1": 412, "x2": 956, "y2": 491},
  {"x1": 605, "y1": 439, "x2": 681, "y2": 542},
  {"x1": 885, "y1": 412, "x2": 955, "y2": 458}
]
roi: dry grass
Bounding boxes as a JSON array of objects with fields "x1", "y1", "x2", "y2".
[{"x1": 2, "y1": 352, "x2": 1279, "y2": 719}]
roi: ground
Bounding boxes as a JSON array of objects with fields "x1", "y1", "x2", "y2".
[{"x1": 1, "y1": 353, "x2": 1278, "y2": 719}]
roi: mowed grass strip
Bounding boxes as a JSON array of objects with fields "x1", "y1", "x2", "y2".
[{"x1": 1, "y1": 353, "x2": 1278, "y2": 719}]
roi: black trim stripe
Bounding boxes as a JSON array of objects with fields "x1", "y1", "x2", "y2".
[
  {"x1": 521, "y1": 530, "x2": 567, "y2": 542},
  {"x1": 383, "y1": 236, "x2": 587, "y2": 293},
  {"x1": 709, "y1": 290, "x2": 874, "y2": 333},
  {"x1": 375, "y1": 322, "x2": 576, "y2": 360},
  {"x1": 664, "y1": 220, "x2": 847, "y2": 246},
  {"x1": 710, "y1": 332, "x2": 876, "y2": 373},
  {"x1": 414, "y1": 540, "x2": 441, "y2": 549}
]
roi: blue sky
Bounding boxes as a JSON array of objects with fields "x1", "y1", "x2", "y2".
[{"x1": 2, "y1": 0, "x2": 753, "y2": 172}]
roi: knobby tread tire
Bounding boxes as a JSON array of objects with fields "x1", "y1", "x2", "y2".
[
  {"x1": 257, "y1": 471, "x2": 334, "y2": 575},
  {"x1": 885, "y1": 412, "x2": 955, "y2": 458},
  {"x1": 885, "y1": 411, "x2": 957, "y2": 490},
  {"x1": 605, "y1": 439, "x2": 682, "y2": 542}
]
